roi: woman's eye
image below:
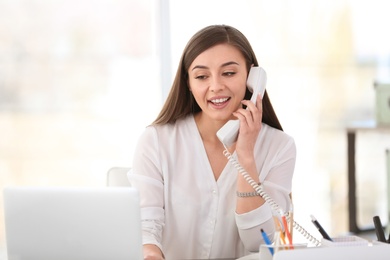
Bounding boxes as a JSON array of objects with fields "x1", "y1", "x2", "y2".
[
  {"x1": 195, "y1": 75, "x2": 207, "y2": 80},
  {"x1": 223, "y1": 71, "x2": 236, "y2": 76}
]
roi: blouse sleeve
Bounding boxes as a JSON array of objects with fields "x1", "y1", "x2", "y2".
[
  {"x1": 235, "y1": 136, "x2": 296, "y2": 252},
  {"x1": 127, "y1": 126, "x2": 165, "y2": 251}
]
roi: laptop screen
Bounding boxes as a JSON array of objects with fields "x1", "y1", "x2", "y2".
[{"x1": 3, "y1": 186, "x2": 143, "y2": 260}]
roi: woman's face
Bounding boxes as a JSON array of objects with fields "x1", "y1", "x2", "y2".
[{"x1": 188, "y1": 43, "x2": 248, "y2": 123}]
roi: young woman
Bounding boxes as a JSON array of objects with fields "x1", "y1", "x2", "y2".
[{"x1": 129, "y1": 24, "x2": 296, "y2": 260}]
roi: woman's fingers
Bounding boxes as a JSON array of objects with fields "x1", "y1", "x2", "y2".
[{"x1": 235, "y1": 94, "x2": 262, "y2": 126}]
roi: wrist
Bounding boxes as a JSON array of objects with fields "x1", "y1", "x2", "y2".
[{"x1": 236, "y1": 191, "x2": 260, "y2": 197}]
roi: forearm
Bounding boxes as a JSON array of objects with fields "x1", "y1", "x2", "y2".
[
  {"x1": 235, "y1": 155, "x2": 265, "y2": 214},
  {"x1": 235, "y1": 203, "x2": 275, "y2": 252}
]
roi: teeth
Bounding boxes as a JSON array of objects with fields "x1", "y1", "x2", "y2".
[{"x1": 211, "y1": 98, "x2": 228, "y2": 104}]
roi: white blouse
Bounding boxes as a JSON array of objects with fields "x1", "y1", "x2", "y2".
[{"x1": 128, "y1": 115, "x2": 296, "y2": 259}]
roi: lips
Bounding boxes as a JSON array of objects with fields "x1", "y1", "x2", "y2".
[
  {"x1": 208, "y1": 97, "x2": 231, "y2": 110},
  {"x1": 209, "y1": 97, "x2": 230, "y2": 106}
]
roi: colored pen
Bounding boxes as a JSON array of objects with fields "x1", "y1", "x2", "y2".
[
  {"x1": 279, "y1": 231, "x2": 287, "y2": 245},
  {"x1": 288, "y1": 210, "x2": 294, "y2": 240},
  {"x1": 281, "y1": 216, "x2": 293, "y2": 248},
  {"x1": 310, "y1": 215, "x2": 333, "y2": 241},
  {"x1": 288, "y1": 195, "x2": 294, "y2": 239},
  {"x1": 260, "y1": 228, "x2": 274, "y2": 255},
  {"x1": 275, "y1": 220, "x2": 286, "y2": 245},
  {"x1": 373, "y1": 216, "x2": 386, "y2": 243}
]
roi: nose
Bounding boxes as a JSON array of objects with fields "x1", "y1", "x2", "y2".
[{"x1": 209, "y1": 76, "x2": 224, "y2": 93}]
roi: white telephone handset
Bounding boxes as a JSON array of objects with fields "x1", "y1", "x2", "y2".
[{"x1": 216, "y1": 66, "x2": 267, "y2": 147}]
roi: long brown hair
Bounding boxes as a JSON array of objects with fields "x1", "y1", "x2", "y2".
[{"x1": 153, "y1": 25, "x2": 283, "y2": 131}]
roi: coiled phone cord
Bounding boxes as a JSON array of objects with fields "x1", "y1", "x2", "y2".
[{"x1": 223, "y1": 148, "x2": 321, "y2": 246}]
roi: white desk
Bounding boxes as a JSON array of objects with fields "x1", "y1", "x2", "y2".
[
  {"x1": 274, "y1": 244, "x2": 390, "y2": 260},
  {"x1": 232, "y1": 243, "x2": 390, "y2": 260}
]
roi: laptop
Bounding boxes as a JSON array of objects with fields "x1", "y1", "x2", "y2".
[{"x1": 3, "y1": 186, "x2": 143, "y2": 260}]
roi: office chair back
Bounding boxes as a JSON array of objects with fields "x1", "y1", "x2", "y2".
[{"x1": 107, "y1": 167, "x2": 132, "y2": 187}]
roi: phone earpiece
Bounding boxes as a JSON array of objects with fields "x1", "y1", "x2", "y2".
[{"x1": 216, "y1": 67, "x2": 266, "y2": 146}]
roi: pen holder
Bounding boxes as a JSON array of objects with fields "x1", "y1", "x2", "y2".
[
  {"x1": 320, "y1": 235, "x2": 369, "y2": 247},
  {"x1": 259, "y1": 243, "x2": 307, "y2": 260}
]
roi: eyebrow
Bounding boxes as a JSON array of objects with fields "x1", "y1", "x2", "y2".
[{"x1": 191, "y1": 61, "x2": 240, "y2": 71}]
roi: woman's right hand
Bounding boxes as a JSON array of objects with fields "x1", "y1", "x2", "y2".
[{"x1": 143, "y1": 244, "x2": 165, "y2": 260}]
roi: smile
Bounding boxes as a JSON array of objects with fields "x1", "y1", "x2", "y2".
[{"x1": 210, "y1": 97, "x2": 229, "y2": 104}]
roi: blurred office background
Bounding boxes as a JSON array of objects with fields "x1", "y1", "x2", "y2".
[{"x1": 1, "y1": 0, "x2": 390, "y2": 257}]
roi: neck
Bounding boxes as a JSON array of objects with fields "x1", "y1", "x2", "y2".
[
  {"x1": 194, "y1": 113, "x2": 225, "y2": 144},
  {"x1": 194, "y1": 113, "x2": 236, "y2": 154}
]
